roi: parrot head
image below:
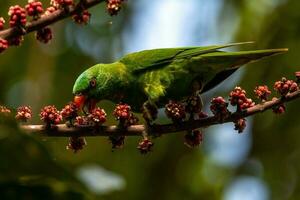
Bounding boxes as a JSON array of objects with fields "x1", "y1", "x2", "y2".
[{"x1": 73, "y1": 64, "x2": 109, "y2": 112}]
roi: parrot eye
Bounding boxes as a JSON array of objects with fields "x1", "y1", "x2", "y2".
[{"x1": 89, "y1": 78, "x2": 97, "y2": 88}]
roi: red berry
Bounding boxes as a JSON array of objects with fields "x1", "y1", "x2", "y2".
[
  {"x1": 184, "y1": 129, "x2": 203, "y2": 148},
  {"x1": 239, "y1": 98, "x2": 255, "y2": 110},
  {"x1": 8, "y1": 36, "x2": 24, "y2": 46},
  {"x1": 36, "y1": 27, "x2": 52, "y2": 44},
  {"x1": 42, "y1": 6, "x2": 56, "y2": 17},
  {"x1": 272, "y1": 103, "x2": 286, "y2": 114},
  {"x1": 40, "y1": 105, "x2": 62, "y2": 126},
  {"x1": 0, "y1": 17, "x2": 5, "y2": 30},
  {"x1": 88, "y1": 107, "x2": 107, "y2": 125},
  {"x1": 274, "y1": 77, "x2": 299, "y2": 96},
  {"x1": 61, "y1": 102, "x2": 78, "y2": 121},
  {"x1": 113, "y1": 103, "x2": 131, "y2": 120},
  {"x1": 66, "y1": 136, "x2": 86, "y2": 153},
  {"x1": 229, "y1": 87, "x2": 255, "y2": 111},
  {"x1": 113, "y1": 103, "x2": 138, "y2": 127},
  {"x1": 72, "y1": 10, "x2": 91, "y2": 25},
  {"x1": 0, "y1": 39, "x2": 9, "y2": 53},
  {"x1": 106, "y1": 0, "x2": 124, "y2": 16},
  {"x1": 165, "y1": 101, "x2": 186, "y2": 122},
  {"x1": 0, "y1": 106, "x2": 11, "y2": 115},
  {"x1": 74, "y1": 116, "x2": 91, "y2": 126},
  {"x1": 124, "y1": 114, "x2": 139, "y2": 127},
  {"x1": 8, "y1": 5, "x2": 27, "y2": 27},
  {"x1": 109, "y1": 135, "x2": 125, "y2": 149},
  {"x1": 290, "y1": 82, "x2": 299, "y2": 92},
  {"x1": 15, "y1": 106, "x2": 32, "y2": 122},
  {"x1": 25, "y1": 0, "x2": 44, "y2": 18},
  {"x1": 254, "y1": 85, "x2": 271, "y2": 101},
  {"x1": 137, "y1": 138, "x2": 154, "y2": 154},
  {"x1": 210, "y1": 96, "x2": 229, "y2": 118},
  {"x1": 230, "y1": 87, "x2": 245, "y2": 105},
  {"x1": 234, "y1": 118, "x2": 246, "y2": 133}
]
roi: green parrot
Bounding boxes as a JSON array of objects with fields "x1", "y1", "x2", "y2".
[{"x1": 72, "y1": 42, "x2": 287, "y2": 121}]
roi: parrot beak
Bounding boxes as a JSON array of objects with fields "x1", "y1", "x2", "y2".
[
  {"x1": 73, "y1": 94, "x2": 86, "y2": 110},
  {"x1": 74, "y1": 95, "x2": 98, "y2": 114}
]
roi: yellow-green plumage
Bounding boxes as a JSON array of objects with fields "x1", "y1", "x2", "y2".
[{"x1": 73, "y1": 42, "x2": 287, "y2": 112}]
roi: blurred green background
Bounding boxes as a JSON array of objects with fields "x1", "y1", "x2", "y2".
[{"x1": 0, "y1": 0, "x2": 300, "y2": 199}]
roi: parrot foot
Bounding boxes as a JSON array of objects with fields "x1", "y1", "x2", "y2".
[
  {"x1": 142, "y1": 101, "x2": 158, "y2": 125},
  {"x1": 185, "y1": 91, "x2": 204, "y2": 120},
  {"x1": 143, "y1": 122, "x2": 162, "y2": 138}
]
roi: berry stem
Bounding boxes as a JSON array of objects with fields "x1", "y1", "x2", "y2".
[
  {"x1": 19, "y1": 88, "x2": 300, "y2": 137},
  {"x1": 0, "y1": 0, "x2": 105, "y2": 40}
]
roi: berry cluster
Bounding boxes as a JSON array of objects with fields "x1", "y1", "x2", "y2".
[
  {"x1": 210, "y1": 96, "x2": 229, "y2": 119},
  {"x1": 113, "y1": 103, "x2": 131, "y2": 120},
  {"x1": 0, "y1": 106, "x2": 11, "y2": 115},
  {"x1": 15, "y1": 106, "x2": 32, "y2": 122},
  {"x1": 0, "y1": 0, "x2": 128, "y2": 54},
  {"x1": 61, "y1": 102, "x2": 78, "y2": 121},
  {"x1": 109, "y1": 135, "x2": 125, "y2": 149},
  {"x1": 113, "y1": 103, "x2": 138, "y2": 127},
  {"x1": 137, "y1": 138, "x2": 154, "y2": 154},
  {"x1": 234, "y1": 118, "x2": 246, "y2": 133},
  {"x1": 40, "y1": 105, "x2": 62, "y2": 126},
  {"x1": 25, "y1": 0, "x2": 44, "y2": 18},
  {"x1": 274, "y1": 77, "x2": 298, "y2": 96},
  {"x1": 124, "y1": 115, "x2": 139, "y2": 127},
  {"x1": 36, "y1": 27, "x2": 53, "y2": 44},
  {"x1": 106, "y1": 0, "x2": 125, "y2": 16},
  {"x1": 72, "y1": 10, "x2": 91, "y2": 25},
  {"x1": 9, "y1": 36, "x2": 24, "y2": 46},
  {"x1": 229, "y1": 86, "x2": 255, "y2": 111},
  {"x1": 66, "y1": 136, "x2": 86, "y2": 153},
  {"x1": 88, "y1": 107, "x2": 107, "y2": 125},
  {"x1": 66, "y1": 107, "x2": 108, "y2": 127},
  {"x1": 184, "y1": 129, "x2": 203, "y2": 148},
  {"x1": 165, "y1": 101, "x2": 186, "y2": 122},
  {"x1": 272, "y1": 103, "x2": 286, "y2": 114},
  {"x1": 254, "y1": 85, "x2": 271, "y2": 101},
  {"x1": 8, "y1": 5, "x2": 27, "y2": 27},
  {"x1": 74, "y1": 116, "x2": 91, "y2": 126}
]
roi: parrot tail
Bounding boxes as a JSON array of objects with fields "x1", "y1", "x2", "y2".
[
  {"x1": 199, "y1": 48, "x2": 288, "y2": 93},
  {"x1": 196, "y1": 48, "x2": 288, "y2": 70}
]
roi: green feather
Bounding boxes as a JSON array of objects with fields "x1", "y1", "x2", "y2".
[
  {"x1": 120, "y1": 42, "x2": 255, "y2": 74},
  {"x1": 73, "y1": 43, "x2": 288, "y2": 111}
]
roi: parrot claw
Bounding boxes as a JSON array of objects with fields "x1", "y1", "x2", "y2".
[{"x1": 142, "y1": 101, "x2": 158, "y2": 125}]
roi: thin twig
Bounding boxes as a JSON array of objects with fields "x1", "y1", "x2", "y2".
[
  {"x1": 0, "y1": 0, "x2": 104, "y2": 40},
  {"x1": 20, "y1": 89, "x2": 300, "y2": 137}
]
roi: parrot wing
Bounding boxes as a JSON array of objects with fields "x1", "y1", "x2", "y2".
[
  {"x1": 119, "y1": 43, "x2": 287, "y2": 103},
  {"x1": 120, "y1": 42, "x2": 254, "y2": 74}
]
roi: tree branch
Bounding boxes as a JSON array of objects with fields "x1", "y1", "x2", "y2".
[
  {"x1": 0, "y1": 0, "x2": 104, "y2": 40},
  {"x1": 20, "y1": 89, "x2": 300, "y2": 137}
]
